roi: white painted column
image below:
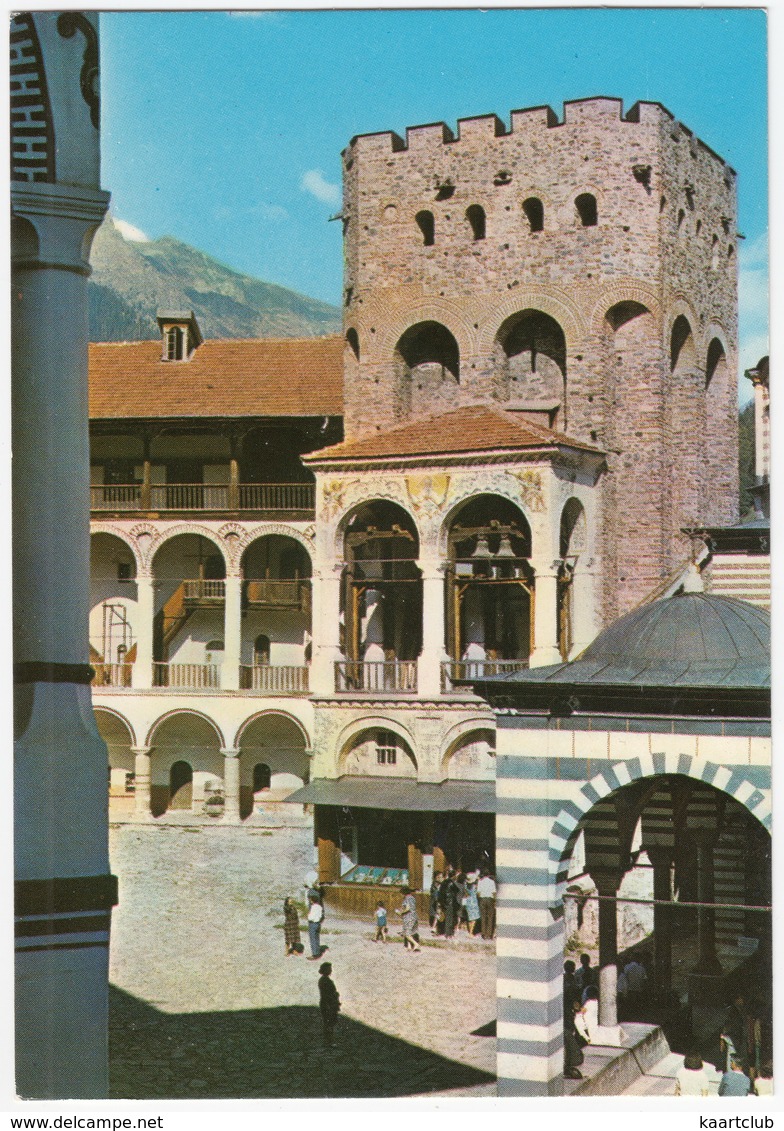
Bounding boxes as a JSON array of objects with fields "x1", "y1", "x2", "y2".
[
  {"x1": 530, "y1": 559, "x2": 561, "y2": 667},
  {"x1": 132, "y1": 573, "x2": 154, "y2": 688},
  {"x1": 221, "y1": 748, "x2": 241, "y2": 824},
  {"x1": 311, "y1": 565, "x2": 342, "y2": 695},
  {"x1": 418, "y1": 560, "x2": 447, "y2": 696},
  {"x1": 12, "y1": 12, "x2": 112, "y2": 1098},
  {"x1": 130, "y1": 747, "x2": 152, "y2": 821},
  {"x1": 569, "y1": 557, "x2": 600, "y2": 658},
  {"x1": 222, "y1": 575, "x2": 242, "y2": 691}
]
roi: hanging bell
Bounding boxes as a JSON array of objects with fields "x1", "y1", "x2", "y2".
[
  {"x1": 471, "y1": 535, "x2": 491, "y2": 558},
  {"x1": 495, "y1": 534, "x2": 516, "y2": 558}
]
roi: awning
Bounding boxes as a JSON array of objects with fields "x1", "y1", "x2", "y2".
[{"x1": 287, "y1": 775, "x2": 496, "y2": 813}]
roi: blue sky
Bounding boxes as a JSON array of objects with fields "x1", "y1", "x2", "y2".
[{"x1": 100, "y1": 8, "x2": 768, "y2": 396}]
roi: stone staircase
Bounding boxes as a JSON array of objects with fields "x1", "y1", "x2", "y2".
[
  {"x1": 565, "y1": 1024, "x2": 723, "y2": 1097},
  {"x1": 705, "y1": 554, "x2": 770, "y2": 610}
]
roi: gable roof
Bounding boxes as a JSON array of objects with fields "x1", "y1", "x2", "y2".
[
  {"x1": 304, "y1": 404, "x2": 601, "y2": 463},
  {"x1": 88, "y1": 336, "x2": 344, "y2": 420}
]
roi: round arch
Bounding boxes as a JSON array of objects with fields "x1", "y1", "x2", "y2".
[
  {"x1": 90, "y1": 525, "x2": 144, "y2": 574},
  {"x1": 476, "y1": 288, "x2": 583, "y2": 356},
  {"x1": 589, "y1": 282, "x2": 660, "y2": 332},
  {"x1": 93, "y1": 705, "x2": 137, "y2": 748},
  {"x1": 439, "y1": 721, "x2": 496, "y2": 776},
  {"x1": 335, "y1": 715, "x2": 418, "y2": 773},
  {"x1": 374, "y1": 301, "x2": 475, "y2": 362},
  {"x1": 145, "y1": 708, "x2": 226, "y2": 750},
  {"x1": 149, "y1": 525, "x2": 228, "y2": 572},
  {"x1": 333, "y1": 496, "x2": 421, "y2": 560},
  {"x1": 438, "y1": 489, "x2": 533, "y2": 559},
  {"x1": 549, "y1": 755, "x2": 771, "y2": 874},
  {"x1": 233, "y1": 709, "x2": 311, "y2": 751}
]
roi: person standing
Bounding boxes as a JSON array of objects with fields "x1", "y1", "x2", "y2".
[
  {"x1": 440, "y1": 869, "x2": 460, "y2": 939},
  {"x1": 396, "y1": 887, "x2": 421, "y2": 951},
  {"x1": 307, "y1": 894, "x2": 324, "y2": 959},
  {"x1": 477, "y1": 870, "x2": 496, "y2": 940},
  {"x1": 283, "y1": 897, "x2": 302, "y2": 956},
  {"x1": 318, "y1": 962, "x2": 341, "y2": 1048},
  {"x1": 719, "y1": 1055, "x2": 752, "y2": 1096},
  {"x1": 464, "y1": 873, "x2": 480, "y2": 936},
  {"x1": 429, "y1": 871, "x2": 443, "y2": 935}
]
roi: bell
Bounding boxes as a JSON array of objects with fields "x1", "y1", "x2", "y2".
[
  {"x1": 495, "y1": 535, "x2": 516, "y2": 558},
  {"x1": 471, "y1": 535, "x2": 491, "y2": 558}
]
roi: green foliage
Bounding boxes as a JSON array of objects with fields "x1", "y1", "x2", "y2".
[{"x1": 739, "y1": 402, "x2": 756, "y2": 518}]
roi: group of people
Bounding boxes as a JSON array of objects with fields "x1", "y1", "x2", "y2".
[
  {"x1": 562, "y1": 954, "x2": 600, "y2": 1079},
  {"x1": 428, "y1": 868, "x2": 497, "y2": 940},
  {"x1": 283, "y1": 872, "x2": 328, "y2": 960}
]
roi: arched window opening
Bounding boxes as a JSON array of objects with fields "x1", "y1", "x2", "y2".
[
  {"x1": 706, "y1": 339, "x2": 727, "y2": 390},
  {"x1": 346, "y1": 328, "x2": 359, "y2": 361},
  {"x1": 254, "y1": 634, "x2": 271, "y2": 664},
  {"x1": 447, "y1": 495, "x2": 533, "y2": 673},
  {"x1": 670, "y1": 315, "x2": 694, "y2": 372},
  {"x1": 415, "y1": 210, "x2": 435, "y2": 246},
  {"x1": 711, "y1": 236, "x2": 719, "y2": 270},
  {"x1": 169, "y1": 760, "x2": 193, "y2": 810},
  {"x1": 605, "y1": 301, "x2": 649, "y2": 333},
  {"x1": 575, "y1": 193, "x2": 597, "y2": 227},
  {"x1": 522, "y1": 197, "x2": 544, "y2": 233},
  {"x1": 466, "y1": 204, "x2": 486, "y2": 241},
  {"x1": 677, "y1": 209, "x2": 686, "y2": 231},
  {"x1": 727, "y1": 244, "x2": 735, "y2": 265},
  {"x1": 253, "y1": 763, "x2": 271, "y2": 792},
  {"x1": 495, "y1": 309, "x2": 566, "y2": 412},
  {"x1": 558, "y1": 499, "x2": 587, "y2": 661},
  {"x1": 395, "y1": 321, "x2": 460, "y2": 418},
  {"x1": 165, "y1": 326, "x2": 184, "y2": 361},
  {"x1": 340, "y1": 501, "x2": 421, "y2": 688}
]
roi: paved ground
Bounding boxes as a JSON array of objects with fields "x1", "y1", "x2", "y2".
[{"x1": 108, "y1": 823, "x2": 497, "y2": 1099}]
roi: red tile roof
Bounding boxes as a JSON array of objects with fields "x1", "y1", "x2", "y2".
[
  {"x1": 305, "y1": 404, "x2": 600, "y2": 462},
  {"x1": 88, "y1": 337, "x2": 344, "y2": 419}
]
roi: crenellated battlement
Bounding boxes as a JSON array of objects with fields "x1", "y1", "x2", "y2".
[{"x1": 345, "y1": 96, "x2": 735, "y2": 176}]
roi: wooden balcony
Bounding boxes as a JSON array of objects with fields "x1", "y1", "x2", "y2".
[
  {"x1": 441, "y1": 659, "x2": 529, "y2": 691},
  {"x1": 152, "y1": 662, "x2": 220, "y2": 689},
  {"x1": 335, "y1": 660, "x2": 417, "y2": 694},
  {"x1": 244, "y1": 579, "x2": 310, "y2": 610},
  {"x1": 91, "y1": 662, "x2": 133, "y2": 689},
  {"x1": 239, "y1": 664, "x2": 309, "y2": 694},
  {"x1": 183, "y1": 579, "x2": 226, "y2": 603},
  {"x1": 91, "y1": 482, "x2": 315, "y2": 517}
]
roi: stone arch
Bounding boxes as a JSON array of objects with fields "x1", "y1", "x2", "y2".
[
  {"x1": 145, "y1": 708, "x2": 226, "y2": 750},
  {"x1": 440, "y1": 723, "x2": 496, "y2": 779},
  {"x1": 549, "y1": 755, "x2": 771, "y2": 874},
  {"x1": 345, "y1": 327, "x2": 360, "y2": 361},
  {"x1": 233, "y1": 708, "x2": 310, "y2": 751},
  {"x1": 670, "y1": 314, "x2": 696, "y2": 373},
  {"x1": 494, "y1": 308, "x2": 566, "y2": 405},
  {"x1": 705, "y1": 336, "x2": 728, "y2": 389},
  {"x1": 335, "y1": 716, "x2": 418, "y2": 774},
  {"x1": 90, "y1": 530, "x2": 140, "y2": 666},
  {"x1": 234, "y1": 522, "x2": 314, "y2": 565},
  {"x1": 395, "y1": 320, "x2": 460, "y2": 418},
  {"x1": 476, "y1": 289, "x2": 583, "y2": 357},
  {"x1": 574, "y1": 191, "x2": 598, "y2": 227},
  {"x1": 466, "y1": 204, "x2": 486, "y2": 241},
  {"x1": 415, "y1": 209, "x2": 434, "y2": 246},
  {"x1": 93, "y1": 705, "x2": 137, "y2": 749},
  {"x1": 149, "y1": 524, "x2": 228, "y2": 571},
  {"x1": 522, "y1": 196, "x2": 545, "y2": 233},
  {"x1": 560, "y1": 497, "x2": 587, "y2": 555},
  {"x1": 589, "y1": 282, "x2": 660, "y2": 334},
  {"x1": 374, "y1": 299, "x2": 475, "y2": 361},
  {"x1": 334, "y1": 495, "x2": 421, "y2": 559},
  {"x1": 89, "y1": 524, "x2": 144, "y2": 573},
  {"x1": 339, "y1": 724, "x2": 418, "y2": 778},
  {"x1": 438, "y1": 485, "x2": 534, "y2": 558}
]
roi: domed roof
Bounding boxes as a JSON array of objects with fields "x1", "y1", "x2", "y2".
[
  {"x1": 482, "y1": 593, "x2": 769, "y2": 692},
  {"x1": 581, "y1": 593, "x2": 769, "y2": 677}
]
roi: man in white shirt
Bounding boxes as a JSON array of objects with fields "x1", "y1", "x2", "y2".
[
  {"x1": 307, "y1": 895, "x2": 324, "y2": 959},
  {"x1": 477, "y1": 870, "x2": 496, "y2": 939}
]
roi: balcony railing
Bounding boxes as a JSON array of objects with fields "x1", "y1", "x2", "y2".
[
  {"x1": 441, "y1": 659, "x2": 529, "y2": 691},
  {"x1": 91, "y1": 482, "x2": 315, "y2": 514},
  {"x1": 183, "y1": 579, "x2": 226, "y2": 602},
  {"x1": 239, "y1": 664, "x2": 309, "y2": 694},
  {"x1": 244, "y1": 579, "x2": 310, "y2": 609},
  {"x1": 335, "y1": 660, "x2": 417, "y2": 694},
  {"x1": 153, "y1": 662, "x2": 220, "y2": 689},
  {"x1": 91, "y1": 662, "x2": 133, "y2": 689}
]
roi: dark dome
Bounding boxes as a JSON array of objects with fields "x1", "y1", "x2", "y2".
[{"x1": 581, "y1": 593, "x2": 769, "y2": 670}]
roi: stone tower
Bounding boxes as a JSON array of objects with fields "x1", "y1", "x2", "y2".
[{"x1": 341, "y1": 97, "x2": 739, "y2": 620}]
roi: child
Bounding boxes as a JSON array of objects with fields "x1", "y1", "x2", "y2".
[{"x1": 374, "y1": 901, "x2": 388, "y2": 942}]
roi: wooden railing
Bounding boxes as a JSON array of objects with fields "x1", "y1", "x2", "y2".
[
  {"x1": 244, "y1": 579, "x2": 310, "y2": 608},
  {"x1": 239, "y1": 665, "x2": 309, "y2": 694},
  {"x1": 441, "y1": 659, "x2": 529, "y2": 690},
  {"x1": 183, "y1": 579, "x2": 226, "y2": 602},
  {"x1": 152, "y1": 662, "x2": 220, "y2": 689},
  {"x1": 335, "y1": 661, "x2": 417, "y2": 694},
  {"x1": 91, "y1": 663, "x2": 133, "y2": 689},
  {"x1": 91, "y1": 482, "x2": 315, "y2": 514}
]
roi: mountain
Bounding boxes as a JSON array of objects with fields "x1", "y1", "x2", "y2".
[{"x1": 88, "y1": 216, "x2": 341, "y2": 342}]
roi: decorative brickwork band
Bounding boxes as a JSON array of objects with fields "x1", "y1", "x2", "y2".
[
  {"x1": 14, "y1": 661, "x2": 95, "y2": 685},
  {"x1": 10, "y1": 13, "x2": 55, "y2": 183}
]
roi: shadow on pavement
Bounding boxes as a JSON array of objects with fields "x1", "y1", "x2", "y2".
[{"x1": 109, "y1": 985, "x2": 496, "y2": 1099}]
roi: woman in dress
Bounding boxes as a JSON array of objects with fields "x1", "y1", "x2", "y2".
[
  {"x1": 464, "y1": 873, "x2": 480, "y2": 936},
  {"x1": 283, "y1": 897, "x2": 302, "y2": 956},
  {"x1": 396, "y1": 886, "x2": 421, "y2": 952}
]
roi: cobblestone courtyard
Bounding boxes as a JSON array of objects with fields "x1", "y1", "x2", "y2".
[{"x1": 108, "y1": 824, "x2": 496, "y2": 1099}]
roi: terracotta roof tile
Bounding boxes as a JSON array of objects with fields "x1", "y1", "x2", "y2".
[
  {"x1": 304, "y1": 404, "x2": 601, "y2": 462},
  {"x1": 88, "y1": 337, "x2": 344, "y2": 419}
]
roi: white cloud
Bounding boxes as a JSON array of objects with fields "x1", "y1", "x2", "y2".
[
  {"x1": 114, "y1": 217, "x2": 149, "y2": 243},
  {"x1": 301, "y1": 169, "x2": 341, "y2": 209}
]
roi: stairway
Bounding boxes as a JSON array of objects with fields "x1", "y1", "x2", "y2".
[{"x1": 704, "y1": 554, "x2": 770, "y2": 610}]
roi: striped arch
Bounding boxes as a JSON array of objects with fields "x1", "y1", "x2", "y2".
[
  {"x1": 476, "y1": 288, "x2": 584, "y2": 356},
  {"x1": 369, "y1": 299, "x2": 477, "y2": 361},
  {"x1": 148, "y1": 523, "x2": 228, "y2": 569},
  {"x1": 144, "y1": 708, "x2": 227, "y2": 750},
  {"x1": 548, "y1": 753, "x2": 771, "y2": 873},
  {"x1": 90, "y1": 523, "x2": 145, "y2": 574}
]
